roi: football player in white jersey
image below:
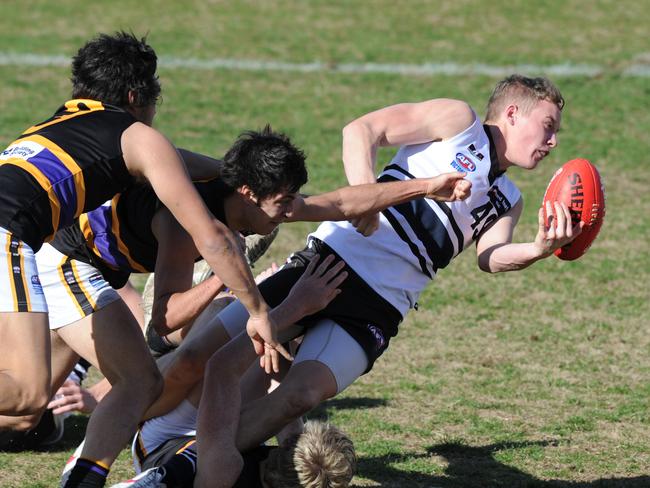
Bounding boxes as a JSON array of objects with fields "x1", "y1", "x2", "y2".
[{"x1": 153, "y1": 75, "x2": 584, "y2": 474}]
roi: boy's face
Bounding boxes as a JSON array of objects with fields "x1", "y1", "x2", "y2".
[
  {"x1": 249, "y1": 190, "x2": 297, "y2": 235},
  {"x1": 504, "y1": 99, "x2": 561, "y2": 170}
]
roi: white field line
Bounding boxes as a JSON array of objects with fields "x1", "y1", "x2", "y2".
[{"x1": 0, "y1": 52, "x2": 648, "y2": 77}]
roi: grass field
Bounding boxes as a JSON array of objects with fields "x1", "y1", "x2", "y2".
[{"x1": 1, "y1": 1, "x2": 649, "y2": 486}]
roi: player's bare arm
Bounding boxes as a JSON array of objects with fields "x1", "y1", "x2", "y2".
[
  {"x1": 121, "y1": 122, "x2": 289, "y2": 369},
  {"x1": 150, "y1": 208, "x2": 226, "y2": 335},
  {"x1": 287, "y1": 173, "x2": 471, "y2": 223},
  {"x1": 177, "y1": 148, "x2": 222, "y2": 182},
  {"x1": 476, "y1": 198, "x2": 582, "y2": 273},
  {"x1": 342, "y1": 98, "x2": 475, "y2": 235}
]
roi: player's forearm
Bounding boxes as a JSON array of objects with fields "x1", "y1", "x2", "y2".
[
  {"x1": 195, "y1": 223, "x2": 269, "y2": 317},
  {"x1": 479, "y1": 242, "x2": 547, "y2": 273},
  {"x1": 335, "y1": 179, "x2": 430, "y2": 218},
  {"x1": 151, "y1": 275, "x2": 225, "y2": 335}
]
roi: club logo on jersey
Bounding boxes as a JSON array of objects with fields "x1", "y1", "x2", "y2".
[
  {"x1": 1, "y1": 143, "x2": 38, "y2": 160},
  {"x1": 367, "y1": 324, "x2": 385, "y2": 350},
  {"x1": 467, "y1": 144, "x2": 484, "y2": 161},
  {"x1": 451, "y1": 153, "x2": 476, "y2": 172},
  {"x1": 31, "y1": 275, "x2": 44, "y2": 294}
]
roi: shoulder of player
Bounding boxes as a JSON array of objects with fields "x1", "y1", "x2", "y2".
[{"x1": 419, "y1": 98, "x2": 476, "y2": 140}]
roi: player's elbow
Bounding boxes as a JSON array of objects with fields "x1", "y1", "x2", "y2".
[{"x1": 477, "y1": 253, "x2": 496, "y2": 273}]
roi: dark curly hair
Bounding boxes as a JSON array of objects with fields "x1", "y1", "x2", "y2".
[
  {"x1": 220, "y1": 126, "x2": 308, "y2": 199},
  {"x1": 71, "y1": 31, "x2": 161, "y2": 107}
]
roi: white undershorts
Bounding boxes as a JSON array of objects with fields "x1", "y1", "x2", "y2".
[
  {"x1": 35, "y1": 243, "x2": 120, "y2": 329},
  {"x1": 217, "y1": 300, "x2": 368, "y2": 394}
]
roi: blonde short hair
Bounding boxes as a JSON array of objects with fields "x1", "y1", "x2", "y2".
[
  {"x1": 264, "y1": 420, "x2": 357, "y2": 488},
  {"x1": 485, "y1": 74, "x2": 564, "y2": 122}
]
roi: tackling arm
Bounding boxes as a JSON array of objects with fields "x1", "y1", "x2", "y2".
[{"x1": 287, "y1": 172, "x2": 471, "y2": 223}]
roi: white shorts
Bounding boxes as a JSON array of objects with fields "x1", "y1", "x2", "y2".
[
  {"x1": 0, "y1": 226, "x2": 47, "y2": 312},
  {"x1": 218, "y1": 301, "x2": 368, "y2": 394},
  {"x1": 35, "y1": 243, "x2": 121, "y2": 329}
]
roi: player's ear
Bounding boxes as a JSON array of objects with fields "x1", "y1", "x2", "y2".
[
  {"x1": 238, "y1": 185, "x2": 258, "y2": 204},
  {"x1": 505, "y1": 104, "x2": 518, "y2": 125}
]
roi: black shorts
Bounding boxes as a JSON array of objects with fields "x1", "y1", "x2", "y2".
[
  {"x1": 258, "y1": 237, "x2": 402, "y2": 371},
  {"x1": 137, "y1": 435, "x2": 196, "y2": 472}
]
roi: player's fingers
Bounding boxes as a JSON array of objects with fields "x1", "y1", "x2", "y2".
[
  {"x1": 274, "y1": 342, "x2": 293, "y2": 362},
  {"x1": 538, "y1": 207, "x2": 545, "y2": 230},
  {"x1": 314, "y1": 254, "x2": 336, "y2": 277},
  {"x1": 52, "y1": 403, "x2": 79, "y2": 416},
  {"x1": 322, "y1": 260, "x2": 346, "y2": 283},
  {"x1": 554, "y1": 202, "x2": 566, "y2": 238},
  {"x1": 327, "y1": 270, "x2": 348, "y2": 290},
  {"x1": 303, "y1": 254, "x2": 321, "y2": 276},
  {"x1": 545, "y1": 201, "x2": 555, "y2": 228},
  {"x1": 250, "y1": 336, "x2": 264, "y2": 357}
]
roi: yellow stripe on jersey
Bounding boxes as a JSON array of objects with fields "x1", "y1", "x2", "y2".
[
  {"x1": 110, "y1": 195, "x2": 148, "y2": 273},
  {"x1": 22, "y1": 100, "x2": 105, "y2": 135},
  {"x1": 1, "y1": 157, "x2": 60, "y2": 239},
  {"x1": 78, "y1": 213, "x2": 102, "y2": 261},
  {"x1": 70, "y1": 260, "x2": 97, "y2": 309},
  {"x1": 57, "y1": 256, "x2": 85, "y2": 317},
  {"x1": 5, "y1": 233, "x2": 19, "y2": 311},
  {"x1": 22, "y1": 135, "x2": 86, "y2": 218},
  {"x1": 17, "y1": 241, "x2": 31, "y2": 311}
]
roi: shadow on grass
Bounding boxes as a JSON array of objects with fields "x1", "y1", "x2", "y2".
[
  {"x1": 308, "y1": 397, "x2": 387, "y2": 420},
  {"x1": 0, "y1": 414, "x2": 88, "y2": 454},
  {"x1": 356, "y1": 441, "x2": 650, "y2": 488}
]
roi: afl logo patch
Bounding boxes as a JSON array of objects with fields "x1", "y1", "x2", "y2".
[
  {"x1": 31, "y1": 275, "x2": 44, "y2": 294},
  {"x1": 453, "y1": 153, "x2": 476, "y2": 172}
]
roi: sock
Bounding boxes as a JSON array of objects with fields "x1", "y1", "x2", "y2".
[
  {"x1": 62, "y1": 458, "x2": 109, "y2": 488},
  {"x1": 162, "y1": 445, "x2": 198, "y2": 488}
]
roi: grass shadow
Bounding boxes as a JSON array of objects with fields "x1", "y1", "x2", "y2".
[
  {"x1": 352, "y1": 441, "x2": 650, "y2": 488},
  {"x1": 308, "y1": 397, "x2": 387, "y2": 420}
]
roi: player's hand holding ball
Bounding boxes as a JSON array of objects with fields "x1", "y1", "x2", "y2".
[{"x1": 539, "y1": 158, "x2": 606, "y2": 260}]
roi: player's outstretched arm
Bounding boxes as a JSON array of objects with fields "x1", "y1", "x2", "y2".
[
  {"x1": 342, "y1": 98, "x2": 475, "y2": 236},
  {"x1": 121, "y1": 122, "x2": 289, "y2": 370},
  {"x1": 288, "y1": 172, "x2": 471, "y2": 223},
  {"x1": 477, "y1": 199, "x2": 583, "y2": 273}
]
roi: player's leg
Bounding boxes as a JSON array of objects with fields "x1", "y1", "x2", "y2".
[
  {"x1": 235, "y1": 319, "x2": 367, "y2": 451},
  {"x1": 0, "y1": 230, "x2": 51, "y2": 415},
  {"x1": 57, "y1": 299, "x2": 162, "y2": 469},
  {"x1": 0, "y1": 329, "x2": 79, "y2": 432}
]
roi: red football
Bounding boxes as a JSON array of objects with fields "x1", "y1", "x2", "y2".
[{"x1": 542, "y1": 158, "x2": 605, "y2": 261}]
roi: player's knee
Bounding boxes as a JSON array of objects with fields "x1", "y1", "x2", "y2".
[
  {"x1": 171, "y1": 346, "x2": 207, "y2": 384},
  {"x1": 139, "y1": 364, "x2": 164, "y2": 402},
  {"x1": 12, "y1": 387, "x2": 50, "y2": 416},
  {"x1": 284, "y1": 382, "x2": 329, "y2": 417}
]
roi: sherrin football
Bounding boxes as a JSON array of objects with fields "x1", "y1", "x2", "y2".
[{"x1": 542, "y1": 158, "x2": 605, "y2": 261}]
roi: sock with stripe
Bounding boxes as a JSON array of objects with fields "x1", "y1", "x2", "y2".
[{"x1": 62, "y1": 458, "x2": 109, "y2": 488}]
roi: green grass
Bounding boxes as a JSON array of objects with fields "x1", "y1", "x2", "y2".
[{"x1": 1, "y1": 1, "x2": 650, "y2": 486}]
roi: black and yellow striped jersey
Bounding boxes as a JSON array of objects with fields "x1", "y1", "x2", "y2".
[
  {"x1": 50, "y1": 178, "x2": 233, "y2": 288},
  {"x1": 0, "y1": 99, "x2": 138, "y2": 251}
]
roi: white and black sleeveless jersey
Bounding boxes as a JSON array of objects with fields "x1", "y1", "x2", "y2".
[{"x1": 311, "y1": 115, "x2": 521, "y2": 316}]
